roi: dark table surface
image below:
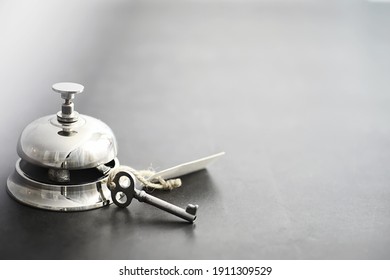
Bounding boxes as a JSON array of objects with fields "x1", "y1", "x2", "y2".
[{"x1": 1, "y1": 0, "x2": 390, "y2": 259}]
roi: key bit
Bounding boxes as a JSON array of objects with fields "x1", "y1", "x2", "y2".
[{"x1": 110, "y1": 170, "x2": 198, "y2": 223}]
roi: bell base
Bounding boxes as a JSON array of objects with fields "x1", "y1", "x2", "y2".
[{"x1": 7, "y1": 159, "x2": 114, "y2": 212}]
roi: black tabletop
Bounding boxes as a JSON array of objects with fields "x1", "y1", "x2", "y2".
[{"x1": 1, "y1": 0, "x2": 390, "y2": 259}]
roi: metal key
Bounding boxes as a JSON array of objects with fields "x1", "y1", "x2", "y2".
[{"x1": 110, "y1": 170, "x2": 198, "y2": 223}]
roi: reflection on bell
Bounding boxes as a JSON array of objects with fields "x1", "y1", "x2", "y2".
[{"x1": 7, "y1": 82, "x2": 119, "y2": 211}]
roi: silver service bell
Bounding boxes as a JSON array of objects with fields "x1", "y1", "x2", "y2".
[{"x1": 7, "y1": 82, "x2": 119, "y2": 211}]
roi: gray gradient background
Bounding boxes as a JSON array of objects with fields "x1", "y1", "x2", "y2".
[{"x1": 1, "y1": 0, "x2": 390, "y2": 259}]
